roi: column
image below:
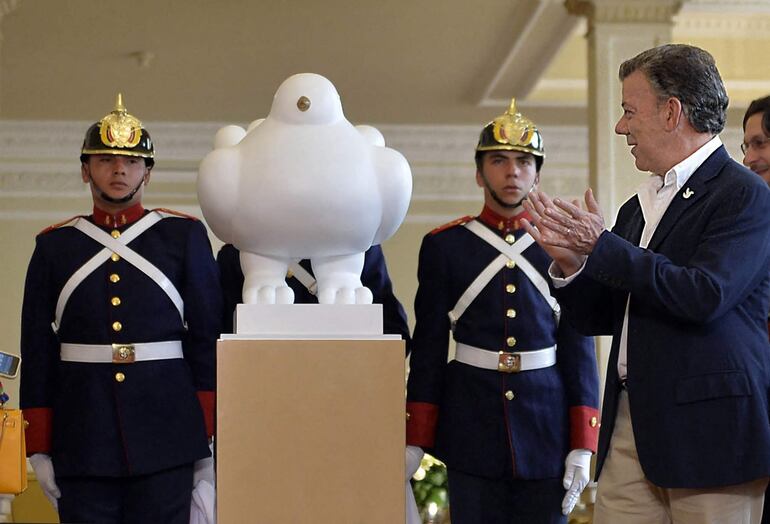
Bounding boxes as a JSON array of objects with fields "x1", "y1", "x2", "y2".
[{"x1": 564, "y1": 0, "x2": 681, "y2": 461}]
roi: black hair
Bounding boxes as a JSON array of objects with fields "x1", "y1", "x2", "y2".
[
  {"x1": 743, "y1": 95, "x2": 770, "y2": 130},
  {"x1": 474, "y1": 150, "x2": 543, "y2": 172},
  {"x1": 80, "y1": 154, "x2": 154, "y2": 169}
]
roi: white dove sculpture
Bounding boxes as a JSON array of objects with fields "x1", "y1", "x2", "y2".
[{"x1": 197, "y1": 73, "x2": 412, "y2": 304}]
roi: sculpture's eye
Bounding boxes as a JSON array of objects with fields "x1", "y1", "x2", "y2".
[{"x1": 297, "y1": 96, "x2": 311, "y2": 112}]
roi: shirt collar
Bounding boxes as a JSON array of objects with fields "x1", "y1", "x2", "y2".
[
  {"x1": 477, "y1": 205, "x2": 531, "y2": 232},
  {"x1": 92, "y1": 203, "x2": 145, "y2": 227},
  {"x1": 664, "y1": 135, "x2": 722, "y2": 190}
]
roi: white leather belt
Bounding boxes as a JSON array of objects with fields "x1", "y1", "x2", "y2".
[
  {"x1": 455, "y1": 342, "x2": 556, "y2": 373},
  {"x1": 60, "y1": 341, "x2": 183, "y2": 364}
]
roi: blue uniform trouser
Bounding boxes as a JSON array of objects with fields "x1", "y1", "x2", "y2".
[
  {"x1": 56, "y1": 462, "x2": 194, "y2": 524},
  {"x1": 448, "y1": 468, "x2": 567, "y2": 524}
]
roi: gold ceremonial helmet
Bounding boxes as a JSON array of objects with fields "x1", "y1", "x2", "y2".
[
  {"x1": 80, "y1": 94, "x2": 154, "y2": 163},
  {"x1": 475, "y1": 98, "x2": 545, "y2": 159}
]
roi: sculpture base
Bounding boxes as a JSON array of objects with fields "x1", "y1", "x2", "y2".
[{"x1": 229, "y1": 303, "x2": 385, "y2": 337}]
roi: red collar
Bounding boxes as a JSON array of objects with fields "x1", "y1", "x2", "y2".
[
  {"x1": 477, "y1": 205, "x2": 531, "y2": 233},
  {"x1": 92, "y1": 203, "x2": 145, "y2": 228}
]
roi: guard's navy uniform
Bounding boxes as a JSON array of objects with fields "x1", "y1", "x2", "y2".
[
  {"x1": 216, "y1": 243, "x2": 410, "y2": 346},
  {"x1": 406, "y1": 205, "x2": 600, "y2": 523},
  {"x1": 21, "y1": 204, "x2": 222, "y2": 522}
]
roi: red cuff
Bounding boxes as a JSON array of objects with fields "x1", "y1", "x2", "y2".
[
  {"x1": 406, "y1": 401, "x2": 439, "y2": 448},
  {"x1": 23, "y1": 407, "x2": 52, "y2": 455},
  {"x1": 570, "y1": 405, "x2": 599, "y2": 453},
  {"x1": 197, "y1": 391, "x2": 215, "y2": 438}
]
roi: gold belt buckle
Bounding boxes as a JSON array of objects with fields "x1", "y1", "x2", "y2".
[
  {"x1": 112, "y1": 343, "x2": 136, "y2": 364},
  {"x1": 498, "y1": 351, "x2": 521, "y2": 373}
]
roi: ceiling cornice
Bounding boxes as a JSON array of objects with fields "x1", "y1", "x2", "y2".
[{"x1": 565, "y1": 0, "x2": 683, "y2": 23}]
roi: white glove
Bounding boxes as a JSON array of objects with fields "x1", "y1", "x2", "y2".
[
  {"x1": 193, "y1": 441, "x2": 215, "y2": 486},
  {"x1": 29, "y1": 453, "x2": 60, "y2": 510},
  {"x1": 405, "y1": 445, "x2": 424, "y2": 480},
  {"x1": 405, "y1": 446, "x2": 424, "y2": 524},
  {"x1": 190, "y1": 478, "x2": 216, "y2": 524},
  {"x1": 561, "y1": 448, "x2": 591, "y2": 515}
]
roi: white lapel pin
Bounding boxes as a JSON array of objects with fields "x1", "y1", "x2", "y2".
[{"x1": 682, "y1": 188, "x2": 694, "y2": 199}]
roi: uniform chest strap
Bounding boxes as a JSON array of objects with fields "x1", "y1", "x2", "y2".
[
  {"x1": 60, "y1": 341, "x2": 183, "y2": 363},
  {"x1": 448, "y1": 220, "x2": 559, "y2": 328},
  {"x1": 288, "y1": 262, "x2": 317, "y2": 295},
  {"x1": 455, "y1": 342, "x2": 556, "y2": 373},
  {"x1": 52, "y1": 212, "x2": 185, "y2": 333}
]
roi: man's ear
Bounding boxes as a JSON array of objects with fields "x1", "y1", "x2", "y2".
[
  {"x1": 143, "y1": 166, "x2": 152, "y2": 186},
  {"x1": 81, "y1": 162, "x2": 90, "y2": 184},
  {"x1": 664, "y1": 97, "x2": 684, "y2": 131},
  {"x1": 475, "y1": 169, "x2": 484, "y2": 189}
]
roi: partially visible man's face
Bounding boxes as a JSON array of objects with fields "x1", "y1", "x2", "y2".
[
  {"x1": 742, "y1": 113, "x2": 770, "y2": 185},
  {"x1": 475, "y1": 150, "x2": 539, "y2": 214},
  {"x1": 614, "y1": 70, "x2": 670, "y2": 175}
]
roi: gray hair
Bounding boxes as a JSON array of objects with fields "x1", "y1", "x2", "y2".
[{"x1": 619, "y1": 44, "x2": 728, "y2": 135}]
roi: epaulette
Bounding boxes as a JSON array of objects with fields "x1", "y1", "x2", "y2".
[
  {"x1": 430, "y1": 215, "x2": 474, "y2": 235},
  {"x1": 38, "y1": 215, "x2": 83, "y2": 235},
  {"x1": 153, "y1": 208, "x2": 199, "y2": 221}
]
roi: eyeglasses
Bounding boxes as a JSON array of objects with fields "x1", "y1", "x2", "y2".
[{"x1": 740, "y1": 136, "x2": 770, "y2": 155}]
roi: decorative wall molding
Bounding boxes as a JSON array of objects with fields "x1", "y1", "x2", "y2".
[
  {"x1": 674, "y1": 12, "x2": 770, "y2": 36},
  {"x1": 566, "y1": 0, "x2": 682, "y2": 24},
  {"x1": 680, "y1": 0, "x2": 770, "y2": 14},
  {"x1": 0, "y1": 119, "x2": 746, "y2": 221},
  {"x1": 0, "y1": 121, "x2": 590, "y2": 204}
]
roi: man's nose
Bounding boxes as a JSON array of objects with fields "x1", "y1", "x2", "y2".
[
  {"x1": 742, "y1": 147, "x2": 758, "y2": 168},
  {"x1": 614, "y1": 118, "x2": 626, "y2": 136},
  {"x1": 112, "y1": 157, "x2": 128, "y2": 172}
]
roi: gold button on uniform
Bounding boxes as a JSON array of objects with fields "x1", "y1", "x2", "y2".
[
  {"x1": 112, "y1": 321, "x2": 122, "y2": 332},
  {"x1": 111, "y1": 229, "x2": 121, "y2": 239},
  {"x1": 506, "y1": 259, "x2": 516, "y2": 269},
  {"x1": 506, "y1": 309, "x2": 517, "y2": 318},
  {"x1": 109, "y1": 274, "x2": 120, "y2": 283},
  {"x1": 505, "y1": 390, "x2": 515, "y2": 400},
  {"x1": 506, "y1": 284, "x2": 516, "y2": 293},
  {"x1": 505, "y1": 234, "x2": 515, "y2": 244},
  {"x1": 111, "y1": 297, "x2": 121, "y2": 306},
  {"x1": 406, "y1": 412, "x2": 411, "y2": 421},
  {"x1": 506, "y1": 337, "x2": 517, "y2": 347},
  {"x1": 111, "y1": 253, "x2": 120, "y2": 262},
  {"x1": 590, "y1": 417, "x2": 598, "y2": 428},
  {"x1": 115, "y1": 372, "x2": 125, "y2": 383}
]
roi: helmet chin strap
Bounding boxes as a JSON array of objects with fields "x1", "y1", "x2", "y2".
[
  {"x1": 89, "y1": 175, "x2": 145, "y2": 205},
  {"x1": 480, "y1": 173, "x2": 537, "y2": 210}
]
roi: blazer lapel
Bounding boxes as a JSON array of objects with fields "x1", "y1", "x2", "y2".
[
  {"x1": 647, "y1": 146, "x2": 729, "y2": 251},
  {"x1": 614, "y1": 196, "x2": 645, "y2": 246}
]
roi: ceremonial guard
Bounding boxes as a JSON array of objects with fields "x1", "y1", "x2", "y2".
[
  {"x1": 217, "y1": 243, "x2": 411, "y2": 345},
  {"x1": 405, "y1": 101, "x2": 600, "y2": 523},
  {"x1": 20, "y1": 95, "x2": 222, "y2": 523}
]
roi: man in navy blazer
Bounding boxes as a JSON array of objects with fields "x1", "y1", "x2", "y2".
[{"x1": 523, "y1": 44, "x2": 770, "y2": 523}]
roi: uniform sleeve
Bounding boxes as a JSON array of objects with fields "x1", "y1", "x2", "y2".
[
  {"x1": 20, "y1": 236, "x2": 59, "y2": 454},
  {"x1": 183, "y1": 222, "x2": 223, "y2": 437},
  {"x1": 405, "y1": 234, "x2": 450, "y2": 448},
  {"x1": 554, "y1": 313, "x2": 600, "y2": 452},
  {"x1": 216, "y1": 244, "x2": 244, "y2": 334},
  {"x1": 362, "y1": 245, "x2": 411, "y2": 352}
]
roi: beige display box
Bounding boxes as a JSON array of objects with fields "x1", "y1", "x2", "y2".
[{"x1": 217, "y1": 338, "x2": 405, "y2": 523}]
